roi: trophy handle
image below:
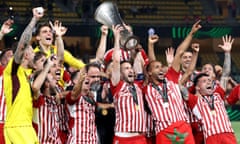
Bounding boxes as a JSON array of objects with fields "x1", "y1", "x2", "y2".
[{"x1": 94, "y1": 1, "x2": 139, "y2": 50}]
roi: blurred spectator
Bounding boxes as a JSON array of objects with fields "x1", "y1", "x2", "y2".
[
  {"x1": 138, "y1": 5, "x2": 157, "y2": 15},
  {"x1": 75, "y1": 2, "x2": 82, "y2": 17},
  {"x1": 130, "y1": 6, "x2": 138, "y2": 17},
  {"x1": 217, "y1": 3, "x2": 223, "y2": 15},
  {"x1": 184, "y1": 15, "x2": 190, "y2": 24},
  {"x1": 227, "y1": 0, "x2": 237, "y2": 18},
  {"x1": 47, "y1": 0, "x2": 53, "y2": 11},
  {"x1": 71, "y1": 0, "x2": 80, "y2": 11},
  {"x1": 206, "y1": 15, "x2": 212, "y2": 24},
  {"x1": 81, "y1": 0, "x2": 93, "y2": 21},
  {"x1": 194, "y1": 15, "x2": 200, "y2": 21},
  {"x1": 47, "y1": 0, "x2": 54, "y2": 20},
  {"x1": 0, "y1": 1, "x2": 7, "y2": 13},
  {"x1": 32, "y1": 0, "x2": 45, "y2": 7}
]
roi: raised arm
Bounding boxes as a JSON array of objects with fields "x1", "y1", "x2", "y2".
[
  {"x1": 110, "y1": 25, "x2": 123, "y2": 86},
  {"x1": 14, "y1": 7, "x2": 44, "y2": 64},
  {"x1": 218, "y1": 35, "x2": 234, "y2": 90},
  {"x1": 0, "y1": 19, "x2": 14, "y2": 40},
  {"x1": 171, "y1": 20, "x2": 201, "y2": 72},
  {"x1": 96, "y1": 25, "x2": 108, "y2": 61},
  {"x1": 71, "y1": 70, "x2": 87, "y2": 101},
  {"x1": 179, "y1": 43, "x2": 200, "y2": 85},
  {"x1": 165, "y1": 47, "x2": 175, "y2": 67},
  {"x1": 148, "y1": 34, "x2": 159, "y2": 61},
  {"x1": 133, "y1": 46, "x2": 145, "y2": 76},
  {"x1": 31, "y1": 58, "x2": 53, "y2": 99},
  {"x1": 50, "y1": 20, "x2": 67, "y2": 63}
]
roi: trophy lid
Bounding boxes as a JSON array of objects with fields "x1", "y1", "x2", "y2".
[{"x1": 94, "y1": 1, "x2": 123, "y2": 28}]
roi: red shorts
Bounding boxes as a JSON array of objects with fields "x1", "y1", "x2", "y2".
[
  {"x1": 0, "y1": 123, "x2": 5, "y2": 144},
  {"x1": 193, "y1": 130, "x2": 204, "y2": 144},
  {"x1": 206, "y1": 132, "x2": 237, "y2": 144},
  {"x1": 59, "y1": 130, "x2": 68, "y2": 144},
  {"x1": 146, "y1": 135, "x2": 156, "y2": 144},
  {"x1": 191, "y1": 122, "x2": 204, "y2": 144},
  {"x1": 156, "y1": 121, "x2": 195, "y2": 144},
  {"x1": 113, "y1": 134, "x2": 147, "y2": 144}
]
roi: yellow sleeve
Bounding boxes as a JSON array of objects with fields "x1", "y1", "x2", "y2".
[
  {"x1": 3, "y1": 59, "x2": 13, "y2": 108},
  {"x1": 34, "y1": 46, "x2": 52, "y2": 58},
  {"x1": 63, "y1": 50, "x2": 85, "y2": 69},
  {"x1": 34, "y1": 46, "x2": 85, "y2": 69}
]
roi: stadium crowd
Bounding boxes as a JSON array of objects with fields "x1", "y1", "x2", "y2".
[{"x1": 0, "y1": 6, "x2": 239, "y2": 144}]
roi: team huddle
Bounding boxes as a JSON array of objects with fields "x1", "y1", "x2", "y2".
[{"x1": 0, "y1": 6, "x2": 239, "y2": 144}]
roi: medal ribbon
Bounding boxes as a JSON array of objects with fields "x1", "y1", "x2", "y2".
[
  {"x1": 129, "y1": 85, "x2": 138, "y2": 106},
  {"x1": 152, "y1": 79, "x2": 168, "y2": 103},
  {"x1": 83, "y1": 95, "x2": 96, "y2": 106},
  {"x1": 203, "y1": 95, "x2": 214, "y2": 110}
]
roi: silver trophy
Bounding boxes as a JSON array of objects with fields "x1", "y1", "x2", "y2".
[{"x1": 94, "y1": 1, "x2": 139, "y2": 50}]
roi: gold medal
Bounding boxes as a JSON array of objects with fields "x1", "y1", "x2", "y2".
[
  {"x1": 211, "y1": 110, "x2": 216, "y2": 116},
  {"x1": 102, "y1": 109, "x2": 108, "y2": 116},
  {"x1": 135, "y1": 105, "x2": 139, "y2": 111}
]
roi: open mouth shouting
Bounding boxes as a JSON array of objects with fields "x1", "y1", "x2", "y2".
[
  {"x1": 55, "y1": 70, "x2": 61, "y2": 80},
  {"x1": 205, "y1": 84, "x2": 213, "y2": 94},
  {"x1": 45, "y1": 37, "x2": 52, "y2": 43},
  {"x1": 157, "y1": 72, "x2": 165, "y2": 80}
]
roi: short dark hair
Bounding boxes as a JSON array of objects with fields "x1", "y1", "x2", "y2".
[
  {"x1": 193, "y1": 73, "x2": 209, "y2": 86},
  {"x1": 120, "y1": 60, "x2": 133, "y2": 66},
  {"x1": 146, "y1": 60, "x2": 160, "y2": 72},
  {"x1": 85, "y1": 62, "x2": 101, "y2": 73},
  {"x1": 33, "y1": 51, "x2": 46, "y2": 63},
  {"x1": 34, "y1": 22, "x2": 52, "y2": 36},
  {"x1": 184, "y1": 48, "x2": 194, "y2": 54},
  {"x1": 202, "y1": 63, "x2": 216, "y2": 75}
]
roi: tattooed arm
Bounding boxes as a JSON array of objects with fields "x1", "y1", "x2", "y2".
[
  {"x1": 218, "y1": 35, "x2": 234, "y2": 90},
  {"x1": 14, "y1": 7, "x2": 44, "y2": 64},
  {"x1": 219, "y1": 59, "x2": 230, "y2": 91}
]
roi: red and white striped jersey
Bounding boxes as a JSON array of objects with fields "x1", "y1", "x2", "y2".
[
  {"x1": 104, "y1": 48, "x2": 149, "y2": 66},
  {"x1": 186, "y1": 106, "x2": 201, "y2": 125},
  {"x1": 104, "y1": 48, "x2": 130, "y2": 63},
  {"x1": 145, "y1": 67, "x2": 189, "y2": 134},
  {"x1": 187, "y1": 87, "x2": 234, "y2": 139},
  {"x1": 145, "y1": 113, "x2": 154, "y2": 138},
  {"x1": 0, "y1": 66, "x2": 6, "y2": 123},
  {"x1": 180, "y1": 70, "x2": 203, "y2": 127},
  {"x1": 180, "y1": 70, "x2": 201, "y2": 126},
  {"x1": 66, "y1": 94, "x2": 97, "y2": 144},
  {"x1": 55, "y1": 84, "x2": 69, "y2": 134},
  {"x1": 32, "y1": 94, "x2": 62, "y2": 144},
  {"x1": 111, "y1": 80, "x2": 146, "y2": 133}
]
